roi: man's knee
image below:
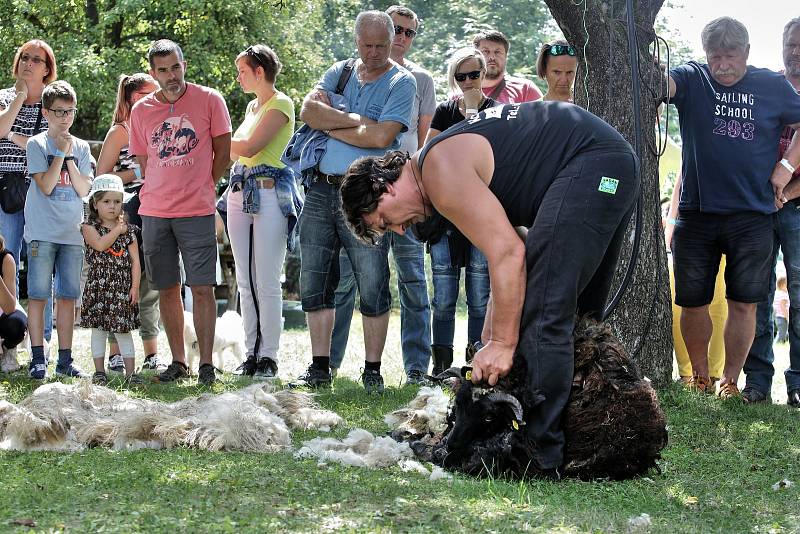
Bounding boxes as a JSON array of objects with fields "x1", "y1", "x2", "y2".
[{"x1": 727, "y1": 299, "x2": 757, "y2": 317}]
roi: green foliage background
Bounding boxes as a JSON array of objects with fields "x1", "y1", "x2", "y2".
[{"x1": 0, "y1": 0, "x2": 562, "y2": 140}]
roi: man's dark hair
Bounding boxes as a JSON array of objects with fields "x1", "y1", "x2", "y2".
[
  {"x1": 42, "y1": 80, "x2": 77, "y2": 109},
  {"x1": 340, "y1": 151, "x2": 408, "y2": 244},
  {"x1": 472, "y1": 30, "x2": 510, "y2": 53},
  {"x1": 386, "y1": 5, "x2": 419, "y2": 29},
  {"x1": 148, "y1": 39, "x2": 184, "y2": 68}
]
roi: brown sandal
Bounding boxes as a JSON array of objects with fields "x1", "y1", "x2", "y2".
[
  {"x1": 686, "y1": 375, "x2": 713, "y2": 394},
  {"x1": 717, "y1": 382, "x2": 741, "y2": 400}
]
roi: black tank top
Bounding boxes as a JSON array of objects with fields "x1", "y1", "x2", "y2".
[{"x1": 418, "y1": 102, "x2": 632, "y2": 227}]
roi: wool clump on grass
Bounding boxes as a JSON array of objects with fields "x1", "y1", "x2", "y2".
[
  {"x1": 296, "y1": 428, "x2": 414, "y2": 468},
  {"x1": 0, "y1": 382, "x2": 341, "y2": 452}
]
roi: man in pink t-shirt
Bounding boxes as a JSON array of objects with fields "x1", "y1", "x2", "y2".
[
  {"x1": 129, "y1": 39, "x2": 232, "y2": 386},
  {"x1": 473, "y1": 29, "x2": 542, "y2": 104}
]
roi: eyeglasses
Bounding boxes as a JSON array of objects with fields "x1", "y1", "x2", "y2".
[
  {"x1": 548, "y1": 44, "x2": 577, "y2": 57},
  {"x1": 20, "y1": 54, "x2": 46, "y2": 66},
  {"x1": 394, "y1": 25, "x2": 417, "y2": 38},
  {"x1": 47, "y1": 108, "x2": 77, "y2": 118},
  {"x1": 454, "y1": 70, "x2": 482, "y2": 82}
]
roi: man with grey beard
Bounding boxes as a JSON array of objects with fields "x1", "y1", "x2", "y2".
[{"x1": 666, "y1": 17, "x2": 800, "y2": 401}]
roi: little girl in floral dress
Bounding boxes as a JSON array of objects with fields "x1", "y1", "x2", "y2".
[{"x1": 80, "y1": 175, "x2": 141, "y2": 384}]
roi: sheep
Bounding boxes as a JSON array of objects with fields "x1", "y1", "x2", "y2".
[
  {"x1": 183, "y1": 310, "x2": 246, "y2": 373},
  {"x1": 0, "y1": 382, "x2": 341, "y2": 452},
  {"x1": 395, "y1": 317, "x2": 668, "y2": 480}
]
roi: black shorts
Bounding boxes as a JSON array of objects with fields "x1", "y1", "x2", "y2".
[{"x1": 672, "y1": 210, "x2": 774, "y2": 307}]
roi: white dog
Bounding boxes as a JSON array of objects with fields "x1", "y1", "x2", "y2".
[{"x1": 183, "y1": 310, "x2": 246, "y2": 373}]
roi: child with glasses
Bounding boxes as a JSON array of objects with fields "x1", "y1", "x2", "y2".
[{"x1": 24, "y1": 80, "x2": 94, "y2": 379}]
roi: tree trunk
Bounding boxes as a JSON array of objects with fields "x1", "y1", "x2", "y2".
[{"x1": 545, "y1": 0, "x2": 673, "y2": 386}]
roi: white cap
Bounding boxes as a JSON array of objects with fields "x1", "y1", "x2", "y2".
[{"x1": 83, "y1": 174, "x2": 134, "y2": 203}]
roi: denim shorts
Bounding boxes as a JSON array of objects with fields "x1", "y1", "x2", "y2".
[
  {"x1": 141, "y1": 215, "x2": 217, "y2": 289},
  {"x1": 298, "y1": 180, "x2": 390, "y2": 316},
  {"x1": 27, "y1": 240, "x2": 84, "y2": 300},
  {"x1": 673, "y1": 210, "x2": 774, "y2": 306}
]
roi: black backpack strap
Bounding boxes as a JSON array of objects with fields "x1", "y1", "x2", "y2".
[
  {"x1": 336, "y1": 58, "x2": 357, "y2": 95},
  {"x1": 488, "y1": 77, "x2": 506, "y2": 101},
  {"x1": 32, "y1": 105, "x2": 44, "y2": 136}
]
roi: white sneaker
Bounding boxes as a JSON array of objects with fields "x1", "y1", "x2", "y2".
[
  {"x1": 108, "y1": 353, "x2": 125, "y2": 374},
  {"x1": 1, "y1": 347, "x2": 20, "y2": 373}
]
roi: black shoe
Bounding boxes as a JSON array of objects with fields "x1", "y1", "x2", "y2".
[
  {"x1": 155, "y1": 361, "x2": 190, "y2": 383},
  {"x1": 361, "y1": 368, "x2": 385, "y2": 394},
  {"x1": 254, "y1": 357, "x2": 278, "y2": 380},
  {"x1": 235, "y1": 355, "x2": 258, "y2": 377},
  {"x1": 92, "y1": 371, "x2": 108, "y2": 385},
  {"x1": 289, "y1": 364, "x2": 331, "y2": 388},
  {"x1": 406, "y1": 369, "x2": 431, "y2": 386},
  {"x1": 465, "y1": 341, "x2": 483, "y2": 365},
  {"x1": 788, "y1": 389, "x2": 800, "y2": 408},
  {"x1": 741, "y1": 386, "x2": 769, "y2": 404},
  {"x1": 431, "y1": 345, "x2": 453, "y2": 376},
  {"x1": 198, "y1": 363, "x2": 218, "y2": 386}
]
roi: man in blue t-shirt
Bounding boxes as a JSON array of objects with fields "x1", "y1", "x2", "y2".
[
  {"x1": 667, "y1": 16, "x2": 800, "y2": 400},
  {"x1": 291, "y1": 10, "x2": 416, "y2": 393},
  {"x1": 745, "y1": 17, "x2": 800, "y2": 408}
]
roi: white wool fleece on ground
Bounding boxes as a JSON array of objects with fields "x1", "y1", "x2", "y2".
[
  {"x1": 0, "y1": 382, "x2": 341, "y2": 452},
  {"x1": 295, "y1": 428, "x2": 414, "y2": 468}
]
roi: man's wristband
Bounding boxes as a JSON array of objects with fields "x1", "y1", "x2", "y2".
[
  {"x1": 53, "y1": 149, "x2": 66, "y2": 158},
  {"x1": 666, "y1": 217, "x2": 677, "y2": 225},
  {"x1": 64, "y1": 156, "x2": 75, "y2": 162},
  {"x1": 133, "y1": 167, "x2": 142, "y2": 180},
  {"x1": 780, "y1": 158, "x2": 796, "y2": 174}
]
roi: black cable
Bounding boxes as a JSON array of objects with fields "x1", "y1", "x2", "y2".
[{"x1": 601, "y1": 0, "x2": 644, "y2": 321}]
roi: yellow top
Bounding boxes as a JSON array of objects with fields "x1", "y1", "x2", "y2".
[
  {"x1": 234, "y1": 91, "x2": 294, "y2": 168},
  {"x1": 658, "y1": 136, "x2": 681, "y2": 191}
]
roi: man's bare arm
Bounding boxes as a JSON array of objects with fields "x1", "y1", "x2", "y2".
[
  {"x1": 299, "y1": 89, "x2": 363, "y2": 131},
  {"x1": 328, "y1": 120, "x2": 404, "y2": 149}
]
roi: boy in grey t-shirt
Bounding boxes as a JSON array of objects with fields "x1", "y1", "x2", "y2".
[{"x1": 24, "y1": 80, "x2": 94, "y2": 379}]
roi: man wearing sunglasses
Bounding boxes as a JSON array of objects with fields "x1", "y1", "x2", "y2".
[
  {"x1": 292, "y1": 10, "x2": 416, "y2": 393},
  {"x1": 328, "y1": 5, "x2": 435, "y2": 386},
  {"x1": 473, "y1": 29, "x2": 542, "y2": 104}
]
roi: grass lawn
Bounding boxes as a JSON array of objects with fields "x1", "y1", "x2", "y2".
[{"x1": 1, "y1": 314, "x2": 799, "y2": 533}]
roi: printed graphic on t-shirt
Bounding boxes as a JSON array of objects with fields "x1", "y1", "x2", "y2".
[
  {"x1": 46, "y1": 155, "x2": 72, "y2": 186},
  {"x1": 467, "y1": 103, "x2": 520, "y2": 124},
  {"x1": 713, "y1": 91, "x2": 755, "y2": 141},
  {"x1": 149, "y1": 114, "x2": 198, "y2": 167}
]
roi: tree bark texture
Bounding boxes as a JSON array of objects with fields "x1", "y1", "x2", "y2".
[{"x1": 545, "y1": 0, "x2": 673, "y2": 386}]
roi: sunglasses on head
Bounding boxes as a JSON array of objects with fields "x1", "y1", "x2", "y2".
[
  {"x1": 394, "y1": 25, "x2": 417, "y2": 38},
  {"x1": 454, "y1": 70, "x2": 482, "y2": 82},
  {"x1": 548, "y1": 44, "x2": 577, "y2": 57}
]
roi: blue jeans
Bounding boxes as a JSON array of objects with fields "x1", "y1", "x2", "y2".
[
  {"x1": 330, "y1": 231, "x2": 431, "y2": 373},
  {"x1": 27, "y1": 241, "x2": 84, "y2": 300},
  {"x1": 430, "y1": 236, "x2": 489, "y2": 346},
  {"x1": 298, "y1": 180, "x2": 390, "y2": 316},
  {"x1": 746, "y1": 206, "x2": 800, "y2": 394}
]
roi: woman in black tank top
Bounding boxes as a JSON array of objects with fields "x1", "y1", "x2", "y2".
[{"x1": 341, "y1": 101, "x2": 638, "y2": 471}]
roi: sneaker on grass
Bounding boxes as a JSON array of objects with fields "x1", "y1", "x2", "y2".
[
  {"x1": 254, "y1": 358, "x2": 278, "y2": 380},
  {"x1": 235, "y1": 356, "x2": 257, "y2": 377},
  {"x1": 289, "y1": 364, "x2": 331, "y2": 388},
  {"x1": 141, "y1": 354, "x2": 166, "y2": 371},
  {"x1": 362, "y1": 368, "x2": 385, "y2": 394},
  {"x1": 108, "y1": 354, "x2": 125, "y2": 374},
  {"x1": 92, "y1": 371, "x2": 108, "y2": 385},
  {"x1": 124, "y1": 373, "x2": 145, "y2": 386},
  {"x1": 406, "y1": 369, "x2": 431, "y2": 386},
  {"x1": 155, "y1": 361, "x2": 190, "y2": 383},
  {"x1": 29, "y1": 357, "x2": 48, "y2": 380},
  {"x1": 198, "y1": 363, "x2": 217, "y2": 386},
  {"x1": 55, "y1": 360, "x2": 88, "y2": 379}
]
